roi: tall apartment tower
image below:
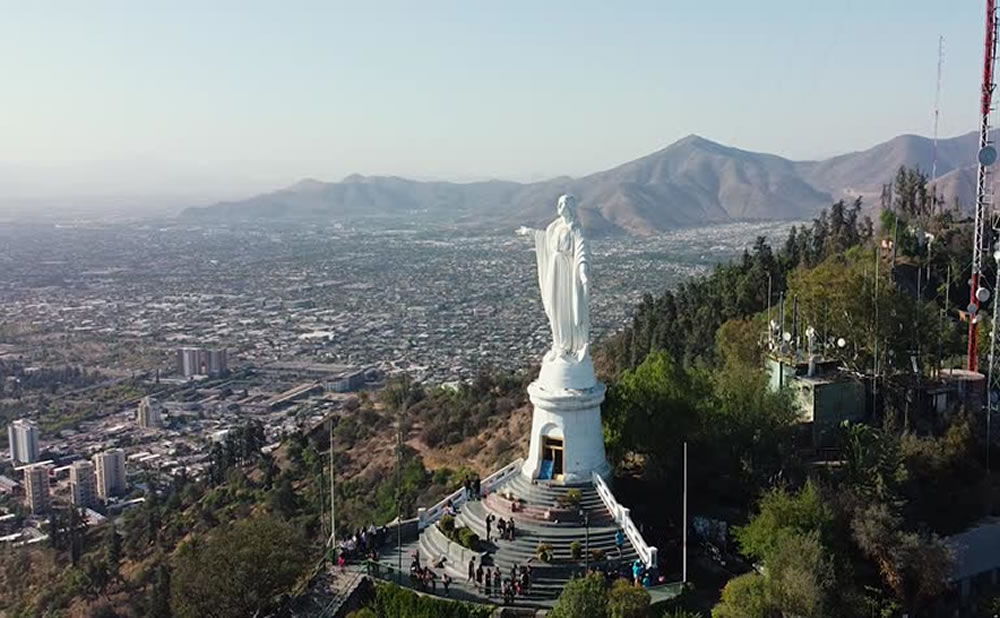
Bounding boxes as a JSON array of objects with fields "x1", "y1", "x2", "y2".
[
  {"x1": 137, "y1": 396, "x2": 163, "y2": 428},
  {"x1": 69, "y1": 460, "x2": 98, "y2": 508},
  {"x1": 176, "y1": 347, "x2": 228, "y2": 377},
  {"x1": 23, "y1": 464, "x2": 50, "y2": 514},
  {"x1": 8, "y1": 418, "x2": 40, "y2": 465},
  {"x1": 204, "y1": 348, "x2": 228, "y2": 375},
  {"x1": 92, "y1": 449, "x2": 127, "y2": 501}
]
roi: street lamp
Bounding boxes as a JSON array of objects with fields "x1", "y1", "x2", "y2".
[{"x1": 579, "y1": 508, "x2": 590, "y2": 570}]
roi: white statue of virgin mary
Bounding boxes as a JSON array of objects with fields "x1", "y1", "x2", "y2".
[{"x1": 517, "y1": 194, "x2": 591, "y2": 363}]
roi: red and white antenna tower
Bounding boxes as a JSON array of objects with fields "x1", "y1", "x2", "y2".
[{"x1": 968, "y1": 0, "x2": 998, "y2": 373}]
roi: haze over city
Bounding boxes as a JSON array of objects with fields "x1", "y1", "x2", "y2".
[{"x1": 0, "y1": 0, "x2": 988, "y2": 212}]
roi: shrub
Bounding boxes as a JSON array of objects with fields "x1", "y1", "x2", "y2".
[
  {"x1": 570, "y1": 540, "x2": 583, "y2": 560},
  {"x1": 590, "y1": 548, "x2": 606, "y2": 563},
  {"x1": 607, "y1": 577, "x2": 650, "y2": 618},
  {"x1": 439, "y1": 515, "x2": 456, "y2": 535},
  {"x1": 457, "y1": 527, "x2": 480, "y2": 551},
  {"x1": 536, "y1": 542, "x2": 554, "y2": 562},
  {"x1": 550, "y1": 573, "x2": 607, "y2": 618},
  {"x1": 558, "y1": 489, "x2": 583, "y2": 508}
]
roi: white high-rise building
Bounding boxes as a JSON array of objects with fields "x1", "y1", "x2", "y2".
[
  {"x1": 23, "y1": 464, "x2": 50, "y2": 514},
  {"x1": 176, "y1": 346, "x2": 228, "y2": 377},
  {"x1": 204, "y1": 348, "x2": 228, "y2": 375},
  {"x1": 137, "y1": 396, "x2": 163, "y2": 428},
  {"x1": 69, "y1": 460, "x2": 97, "y2": 508},
  {"x1": 177, "y1": 347, "x2": 201, "y2": 377},
  {"x1": 93, "y1": 449, "x2": 127, "y2": 501},
  {"x1": 8, "y1": 418, "x2": 40, "y2": 466}
]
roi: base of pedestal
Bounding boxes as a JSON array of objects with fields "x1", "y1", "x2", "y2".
[{"x1": 520, "y1": 358, "x2": 610, "y2": 484}]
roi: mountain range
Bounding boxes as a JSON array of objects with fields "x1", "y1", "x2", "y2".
[{"x1": 181, "y1": 131, "x2": 985, "y2": 236}]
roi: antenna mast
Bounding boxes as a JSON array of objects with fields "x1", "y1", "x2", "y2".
[
  {"x1": 932, "y1": 35, "x2": 944, "y2": 182},
  {"x1": 969, "y1": 0, "x2": 998, "y2": 373}
]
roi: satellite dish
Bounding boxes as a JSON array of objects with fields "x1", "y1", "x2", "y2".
[
  {"x1": 782, "y1": 332, "x2": 792, "y2": 342},
  {"x1": 805, "y1": 326, "x2": 816, "y2": 338},
  {"x1": 991, "y1": 389, "x2": 999, "y2": 405},
  {"x1": 994, "y1": 249, "x2": 1000, "y2": 263},
  {"x1": 979, "y1": 145, "x2": 998, "y2": 167},
  {"x1": 978, "y1": 287, "x2": 992, "y2": 303},
  {"x1": 837, "y1": 337, "x2": 846, "y2": 348},
  {"x1": 969, "y1": 303, "x2": 979, "y2": 315}
]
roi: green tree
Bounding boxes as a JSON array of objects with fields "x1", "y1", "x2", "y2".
[
  {"x1": 839, "y1": 422, "x2": 906, "y2": 502},
  {"x1": 712, "y1": 573, "x2": 769, "y2": 618},
  {"x1": 170, "y1": 515, "x2": 310, "y2": 618},
  {"x1": 603, "y1": 350, "x2": 702, "y2": 478},
  {"x1": 850, "y1": 503, "x2": 952, "y2": 613},
  {"x1": 148, "y1": 562, "x2": 171, "y2": 618},
  {"x1": 698, "y1": 363, "x2": 799, "y2": 505},
  {"x1": 269, "y1": 474, "x2": 298, "y2": 519},
  {"x1": 736, "y1": 481, "x2": 831, "y2": 563},
  {"x1": 104, "y1": 524, "x2": 121, "y2": 585},
  {"x1": 550, "y1": 572, "x2": 609, "y2": 618},
  {"x1": 765, "y1": 530, "x2": 834, "y2": 617},
  {"x1": 607, "y1": 577, "x2": 650, "y2": 618}
]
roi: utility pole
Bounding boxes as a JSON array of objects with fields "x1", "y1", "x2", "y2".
[
  {"x1": 396, "y1": 407, "x2": 403, "y2": 583},
  {"x1": 329, "y1": 419, "x2": 336, "y2": 554},
  {"x1": 682, "y1": 441, "x2": 688, "y2": 585},
  {"x1": 767, "y1": 272, "x2": 773, "y2": 347},
  {"x1": 932, "y1": 35, "x2": 944, "y2": 183},
  {"x1": 873, "y1": 245, "x2": 880, "y2": 418}
]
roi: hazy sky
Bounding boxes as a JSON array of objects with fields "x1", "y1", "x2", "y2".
[{"x1": 0, "y1": 0, "x2": 989, "y2": 202}]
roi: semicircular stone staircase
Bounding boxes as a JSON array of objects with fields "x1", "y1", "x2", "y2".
[{"x1": 373, "y1": 472, "x2": 641, "y2": 608}]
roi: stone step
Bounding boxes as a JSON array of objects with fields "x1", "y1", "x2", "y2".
[
  {"x1": 424, "y1": 516, "x2": 638, "y2": 582},
  {"x1": 458, "y1": 495, "x2": 617, "y2": 536}
]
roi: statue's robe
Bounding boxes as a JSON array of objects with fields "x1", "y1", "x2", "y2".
[{"x1": 533, "y1": 218, "x2": 589, "y2": 361}]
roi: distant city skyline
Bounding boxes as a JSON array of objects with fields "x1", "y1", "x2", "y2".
[{"x1": 0, "y1": 0, "x2": 989, "y2": 207}]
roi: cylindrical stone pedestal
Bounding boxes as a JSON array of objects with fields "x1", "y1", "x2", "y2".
[{"x1": 521, "y1": 357, "x2": 611, "y2": 484}]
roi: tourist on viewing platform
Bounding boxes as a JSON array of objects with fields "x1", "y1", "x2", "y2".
[
  {"x1": 497, "y1": 517, "x2": 506, "y2": 539},
  {"x1": 473, "y1": 475, "x2": 481, "y2": 499},
  {"x1": 493, "y1": 566, "x2": 502, "y2": 595},
  {"x1": 442, "y1": 573, "x2": 451, "y2": 597},
  {"x1": 475, "y1": 563, "x2": 484, "y2": 591},
  {"x1": 507, "y1": 516, "x2": 515, "y2": 540},
  {"x1": 484, "y1": 566, "x2": 493, "y2": 596},
  {"x1": 485, "y1": 513, "x2": 494, "y2": 542},
  {"x1": 632, "y1": 558, "x2": 644, "y2": 586},
  {"x1": 467, "y1": 557, "x2": 475, "y2": 583},
  {"x1": 615, "y1": 528, "x2": 625, "y2": 558}
]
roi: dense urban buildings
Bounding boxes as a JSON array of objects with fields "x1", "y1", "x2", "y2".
[
  {"x1": 92, "y1": 449, "x2": 127, "y2": 501},
  {"x1": 7, "y1": 419, "x2": 39, "y2": 466},
  {"x1": 69, "y1": 460, "x2": 97, "y2": 508},
  {"x1": 23, "y1": 464, "x2": 50, "y2": 515}
]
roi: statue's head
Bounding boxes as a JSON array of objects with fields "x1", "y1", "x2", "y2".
[{"x1": 557, "y1": 194, "x2": 578, "y2": 223}]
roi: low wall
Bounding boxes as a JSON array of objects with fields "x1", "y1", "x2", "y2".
[
  {"x1": 417, "y1": 458, "x2": 523, "y2": 530},
  {"x1": 592, "y1": 471, "x2": 658, "y2": 568},
  {"x1": 376, "y1": 517, "x2": 420, "y2": 548}
]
